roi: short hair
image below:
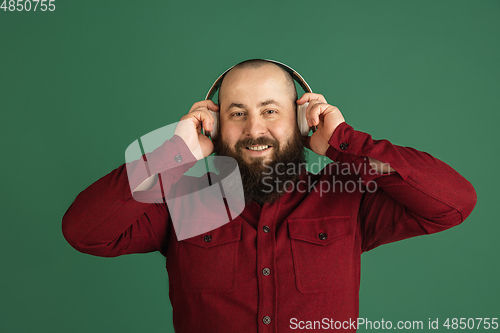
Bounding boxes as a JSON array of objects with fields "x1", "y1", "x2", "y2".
[{"x1": 217, "y1": 59, "x2": 298, "y2": 108}]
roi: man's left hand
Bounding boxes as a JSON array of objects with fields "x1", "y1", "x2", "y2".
[{"x1": 297, "y1": 93, "x2": 345, "y2": 156}]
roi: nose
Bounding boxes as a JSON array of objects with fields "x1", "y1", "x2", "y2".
[{"x1": 243, "y1": 113, "x2": 267, "y2": 138}]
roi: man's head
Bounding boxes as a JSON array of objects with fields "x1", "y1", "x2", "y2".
[
  {"x1": 212, "y1": 59, "x2": 307, "y2": 205},
  {"x1": 217, "y1": 59, "x2": 298, "y2": 110}
]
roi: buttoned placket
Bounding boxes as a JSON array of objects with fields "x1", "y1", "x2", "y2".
[{"x1": 256, "y1": 202, "x2": 279, "y2": 333}]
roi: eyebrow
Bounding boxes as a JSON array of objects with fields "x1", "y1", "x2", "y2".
[{"x1": 227, "y1": 99, "x2": 283, "y2": 111}]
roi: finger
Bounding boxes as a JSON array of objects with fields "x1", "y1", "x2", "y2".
[
  {"x1": 189, "y1": 100, "x2": 220, "y2": 113},
  {"x1": 297, "y1": 93, "x2": 327, "y2": 105},
  {"x1": 306, "y1": 102, "x2": 327, "y2": 127},
  {"x1": 307, "y1": 103, "x2": 339, "y2": 127},
  {"x1": 187, "y1": 108, "x2": 215, "y2": 133}
]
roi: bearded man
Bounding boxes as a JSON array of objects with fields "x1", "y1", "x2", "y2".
[{"x1": 62, "y1": 59, "x2": 476, "y2": 333}]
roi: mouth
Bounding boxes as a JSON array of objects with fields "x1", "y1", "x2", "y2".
[{"x1": 245, "y1": 144, "x2": 272, "y2": 151}]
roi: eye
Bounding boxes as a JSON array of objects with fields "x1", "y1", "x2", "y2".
[
  {"x1": 264, "y1": 109, "x2": 277, "y2": 115},
  {"x1": 231, "y1": 112, "x2": 245, "y2": 117}
]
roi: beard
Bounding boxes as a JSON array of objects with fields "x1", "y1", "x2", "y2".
[{"x1": 212, "y1": 126, "x2": 307, "y2": 206}]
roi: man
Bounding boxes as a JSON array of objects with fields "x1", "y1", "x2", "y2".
[{"x1": 62, "y1": 59, "x2": 477, "y2": 332}]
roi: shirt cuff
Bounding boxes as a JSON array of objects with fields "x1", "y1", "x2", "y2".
[
  {"x1": 326, "y1": 122, "x2": 358, "y2": 164},
  {"x1": 126, "y1": 134, "x2": 198, "y2": 193},
  {"x1": 325, "y1": 122, "x2": 398, "y2": 184}
]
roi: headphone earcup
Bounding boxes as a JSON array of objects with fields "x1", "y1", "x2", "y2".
[
  {"x1": 207, "y1": 110, "x2": 219, "y2": 139},
  {"x1": 296, "y1": 102, "x2": 310, "y2": 136}
]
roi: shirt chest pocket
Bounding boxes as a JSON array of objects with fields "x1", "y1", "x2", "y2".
[
  {"x1": 288, "y1": 216, "x2": 354, "y2": 293},
  {"x1": 179, "y1": 220, "x2": 242, "y2": 293}
]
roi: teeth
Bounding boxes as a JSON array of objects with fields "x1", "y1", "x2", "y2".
[{"x1": 247, "y1": 145, "x2": 269, "y2": 151}]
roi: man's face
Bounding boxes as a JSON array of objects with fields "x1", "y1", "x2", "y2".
[
  {"x1": 213, "y1": 64, "x2": 306, "y2": 205},
  {"x1": 216, "y1": 64, "x2": 297, "y2": 166}
]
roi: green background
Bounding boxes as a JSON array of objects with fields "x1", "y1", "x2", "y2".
[{"x1": 1, "y1": 0, "x2": 498, "y2": 332}]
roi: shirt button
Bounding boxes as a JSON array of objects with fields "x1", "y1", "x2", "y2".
[
  {"x1": 203, "y1": 234, "x2": 212, "y2": 242},
  {"x1": 262, "y1": 267, "x2": 271, "y2": 276},
  {"x1": 174, "y1": 154, "x2": 183, "y2": 163},
  {"x1": 318, "y1": 232, "x2": 328, "y2": 241},
  {"x1": 339, "y1": 142, "x2": 349, "y2": 150},
  {"x1": 263, "y1": 316, "x2": 271, "y2": 325},
  {"x1": 262, "y1": 226, "x2": 270, "y2": 233}
]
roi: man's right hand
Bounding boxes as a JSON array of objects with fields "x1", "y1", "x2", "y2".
[{"x1": 174, "y1": 100, "x2": 219, "y2": 160}]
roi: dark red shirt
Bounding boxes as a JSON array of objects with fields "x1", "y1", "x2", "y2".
[{"x1": 62, "y1": 122, "x2": 476, "y2": 332}]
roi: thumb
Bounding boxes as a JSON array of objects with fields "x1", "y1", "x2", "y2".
[
  {"x1": 206, "y1": 100, "x2": 220, "y2": 112},
  {"x1": 297, "y1": 94, "x2": 307, "y2": 105}
]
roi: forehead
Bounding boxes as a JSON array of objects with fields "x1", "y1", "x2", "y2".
[{"x1": 219, "y1": 64, "x2": 293, "y2": 106}]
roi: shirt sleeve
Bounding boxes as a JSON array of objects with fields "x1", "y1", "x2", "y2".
[
  {"x1": 325, "y1": 122, "x2": 477, "y2": 252},
  {"x1": 62, "y1": 135, "x2": 197, "y2": 257}
]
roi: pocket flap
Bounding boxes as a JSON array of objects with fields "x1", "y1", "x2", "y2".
[
  {"x1": 288, "y1": 216, "x2": 352, "y2": 246},
  {"x1": 182, "y1": 220, "x2": 242, "y2": 248}
]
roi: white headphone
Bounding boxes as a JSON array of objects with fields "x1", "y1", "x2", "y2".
[{"x1": 204, "y1": 59, "x2": 314, "y2": 139}]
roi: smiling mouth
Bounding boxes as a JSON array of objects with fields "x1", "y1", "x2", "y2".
[{"x1": 245, "y1": 145, "x2": 272, "y2": 151}]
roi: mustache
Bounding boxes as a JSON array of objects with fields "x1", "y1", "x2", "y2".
[{"x1": 235, "y1": 137, "x2": 280, "y2": 150}]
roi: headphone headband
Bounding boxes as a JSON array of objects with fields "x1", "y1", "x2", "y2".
[{"x1": 205, "y1": 59, "x2": 312, "y2": 101}]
